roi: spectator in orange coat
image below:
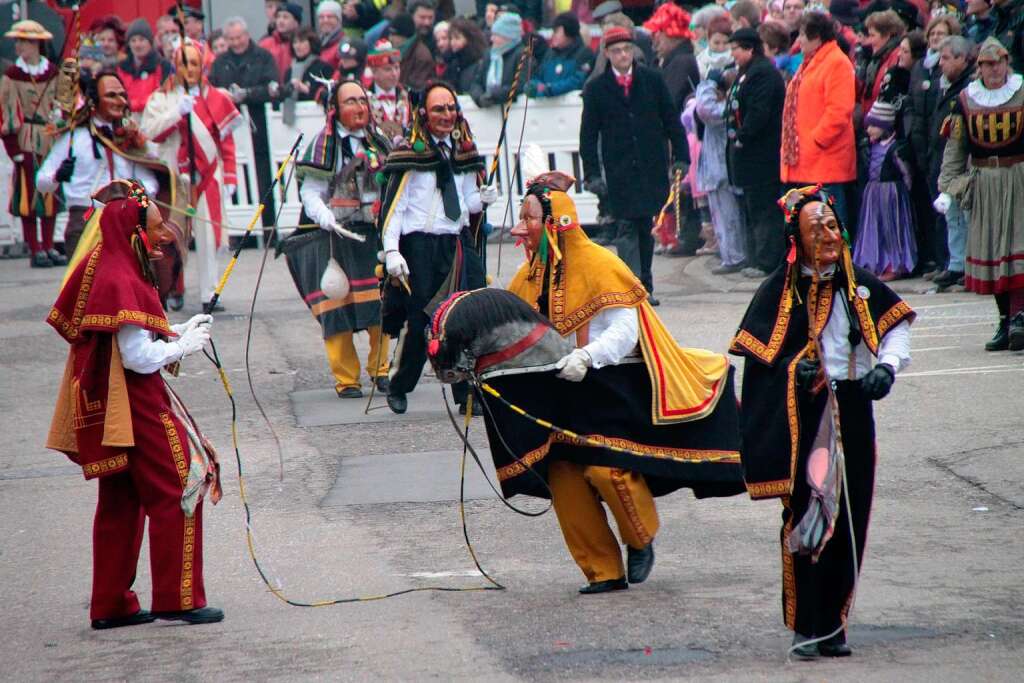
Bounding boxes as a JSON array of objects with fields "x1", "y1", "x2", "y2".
[{"x1": 780, "y1": 11, "x2": 857, "y2": 225}]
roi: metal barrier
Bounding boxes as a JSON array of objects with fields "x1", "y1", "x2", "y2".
[{"x1": 0, "y1": 94, "x2": 596, "y2": 246}]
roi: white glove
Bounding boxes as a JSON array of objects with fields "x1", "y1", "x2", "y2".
[
  {"x1": 224, "y1": 184, "x2": 236, "y2": 197},
  {"x1": 933, "y1": 192, "x2": 952, "y2": 215},
  {"x1": 170, "y1": 313, "x2": 213, "y2": 336},
  {"x1": 331, "y1": 221, "x2": 366, "y2": 242},
  {"x1": 176, "y1": 323, "x2": 211, "y2": 358},
  {"x1": 228, "y1": 83, "x2": 246, "y2": 103},
  {"x1": 385, "y1": 250, "x2": 410, "y2": 278},
  {"x1": 178, "y1": 94, "x2": 195, "y2": 117},
  {"x1": 555, "y1": 348, "x2": 591, "y2": 382},
  {"x1": 479, "y1": 184, "x2": 499, "y2": 204},
  {"x1": 12, "y1": 153, "x2": 23, "y2": 162}
]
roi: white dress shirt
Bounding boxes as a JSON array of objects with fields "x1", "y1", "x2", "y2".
[
  {"x1": 802, "y1": 265, "x2": 912, "y2": 380},
  {"x1": 117, "y1": 325, "x2": 183, "y2": 374},
  {"x1": 568, "y1": 306, "x2": 640, "y2": 369},
  {"x1": 299, "y1": 123, "x2": 376, "y2": 230},
  {"x1": 36, "y1": 118, "x2": 160, "y2": 208},
  {"x1": 382, "y1": 134, "x2": 482, "y2": 252}
]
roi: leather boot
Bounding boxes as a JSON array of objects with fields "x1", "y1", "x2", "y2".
[
  {"x1": 1008, "y1": 312, "x2": 1024, "y2": 352},
  {"x1": 985, "y1": 316, "x2": 1010, "y2": 351},
  {"x1": 790, "y1": 633, "x2": 819, "y2": 660}
]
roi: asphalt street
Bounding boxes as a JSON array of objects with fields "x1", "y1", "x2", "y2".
[{"x1": 1, "y1": 240, "x2": 1022, "y2": 682}]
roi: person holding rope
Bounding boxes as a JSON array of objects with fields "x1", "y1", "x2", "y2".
[
  {"x1": 46, "y1": 179, "x2": 223, "y2": 629},
  {"x1": 496, "y1": 167, "x2": 744, "y2": 594},
  {"x1": 378, "y1": 81, "x2": 497, "y2": 415},
  {"x1": 729, "y1": 186, "x2": 914, "y2": 659},
  {"x1": 141, "y1": 39, "x2": 243, "y2": 311},
  {"x1": 0, "y1": 20, "x2": 63, "y2": 268},
  {"x1": 282, "y1": 79, "x2": 392, "y2": 400}
]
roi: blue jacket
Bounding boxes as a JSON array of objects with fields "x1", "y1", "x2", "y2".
[{"x1": 528, "y1": 39, "x2": 594, "y2": 98}]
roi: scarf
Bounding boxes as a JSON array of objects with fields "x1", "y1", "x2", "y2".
[
  {"x1": 923, "y1": 48, "x2": 940, "y2": 70},
  {"x1": 486, "y1": 40, "x2": 520, "y2": 90},
  {"x1": 782, "y1": 48, "x2": 815, "y2": 168}
]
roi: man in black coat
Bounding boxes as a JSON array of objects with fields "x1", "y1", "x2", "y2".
[
  {"x1": 580, "y1": 26, "x2": 689, "y2": 306},
  {"x1": 724, "y1": 28, "x2": 786, "y2": 278},
  {"x1": 210, "y1": 17, "x2": 282, "y2": 231}
]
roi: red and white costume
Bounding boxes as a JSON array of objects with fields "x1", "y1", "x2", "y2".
[{"x1": 141, "y1": 72, "x2": 241, "y2": 304}]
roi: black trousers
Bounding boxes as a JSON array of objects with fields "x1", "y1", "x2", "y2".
[
  {"x1": 247, "y1": 104, "x2": 276, "y2": 230},
  {"x1": 781, "y1": 380, "x2": 876, "y2": 637},
  {"x1": 389, "y1": 231, "x2": 484, "y2": 402},
  {"x1": 614, "y1": 217, "x2": 655, "y2": 293},
  {"x1": 740, "y1": 181, "x2": 784, "y2": 273}
]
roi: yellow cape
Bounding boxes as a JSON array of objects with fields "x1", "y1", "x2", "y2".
[{"x1": 508, "y1": 226, "x2": 728, "y2": 425}]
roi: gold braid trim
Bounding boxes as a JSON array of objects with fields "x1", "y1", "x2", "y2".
[
  {"x1": 876, "y1": 300, "x2": 914, "y2": 339},
  {"x1": 82, "y1": 452, "x2": 128, "y2": 478},
  {"x1": 729, "y1": 280, "x2": 792, "y2": 364},
  {"x1": 81, "y1": 310, "x2": 171, "y2": 334},
  {"x1": 552, "y1": 284, "x2": 649, "y2": 336},
  {"x1": 610, "y1": 468, "x2": 653, "y2": 546},
  {"x1": 48, "y1": 244, "x2": 101, "y2": 340}
]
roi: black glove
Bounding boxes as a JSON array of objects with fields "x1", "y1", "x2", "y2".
[
  {"x1": 861, "y1": 363, "x2": 895, "y2": 400},
  {"x1": 583, "y1": 177, "x2": 607, "y2": 196},
  {"x1": 795, "y1": 358, "x2": 820, "y2": 389},
  {"x1": 55, "y1": 157, "x2": 76, "y2": 183}
]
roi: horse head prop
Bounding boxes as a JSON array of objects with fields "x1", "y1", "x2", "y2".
[{"x1": 427, "y1": 288, "x2": 574, "y2": 383}]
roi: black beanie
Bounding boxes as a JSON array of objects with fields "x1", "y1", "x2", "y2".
[
  {"x1": 389, "y1": 14, "x2": 416, "y2": 39},
  {"x1": 553, "y1": 12, "x2": 581, "y2": 40}
]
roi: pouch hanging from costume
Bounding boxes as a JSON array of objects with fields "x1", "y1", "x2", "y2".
[
  {"x1": 788, "y1": 399, "x2": 842, "y2": 561},
  {"x1": 437, "y1": 143, "x2": 461, "y2": 221},
  {"x1": 320, "y1": 234, "x2": 350, "y2": 300}
]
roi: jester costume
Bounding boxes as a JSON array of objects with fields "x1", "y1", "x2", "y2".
[
  {"x1": 46, "y1": 181, "x2": 220, "y2": 626},
  {"x1": 477, "y1": 173, "x2": 744, "y2": 588},
  {"x1": 730, "y1": 186, "x2": 913, "y2": 655},
  {"x1": 378, "y1": 97, "x2": 487, "y2": 409},
  {"x1": 282, "y1": 105, "x2": 392, "y2": 395}
]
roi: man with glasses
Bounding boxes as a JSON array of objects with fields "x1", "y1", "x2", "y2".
[{"x1": 377, "y1": 82, "x2": 497, "y2": 414}]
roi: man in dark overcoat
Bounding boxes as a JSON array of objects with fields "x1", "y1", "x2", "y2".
[
  {"x1": 724, "y1": 28, "x2": 786, "y2": 279},
  {"x1": 580, "y1": 25, "x2": 688, "y2": 306}
]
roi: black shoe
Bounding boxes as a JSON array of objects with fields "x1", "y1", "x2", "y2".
[
  {"x1": 647, "y1": 295, "x2": 660, "y2": 307},
  {"x1": 91, "y1": 609, "x2": 157, "y2": 630},
  {"x1": 167, "y1": 295, "x2": 185, "y2": 312},
  {"x1": 47, "y1": 249, "x2": 68, "y2": 266},
  {"x1": 933, "y1": 269, "x2": 964, "y2": 288},
  {"x1": 818, "y1": 632, "x2": 852, "y2": 657},
  {"x1": 626, "y1": 543, "x2": 655, "y2": 584},
  {"x1": 336, "y1": 386, "x2": 364, "y2": 399},
  {"x1": 374, "y1": 376, "x2": 390, "y2": 394},
  {"x1": 986, "y1": 316, "x2": 1010, "y2": 351},
  {"x1": 31, "y1": 251, "x2": 52, "y2": 268},
  {"x1": 1008, "y1": 313, "x2": 1024, "y2": 352},
  {"x1": 154, "y1": 606, "x2": 224, "y2": 624},
  {"x1": 666, "y1": 244, "x2": 696, "y2": 257},
  {"x1": 790, "y1": 633, "x2": 819, "y2": 660},
  {"x1": 387, "y1": 393, "x2": 407, "y2": 414},
  {"x1": 578, "y1": 578, "x2": 628, "y2": 594}
]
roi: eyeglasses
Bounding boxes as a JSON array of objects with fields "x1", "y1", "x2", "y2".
[
  {"x1": 606, "y1": 45, "x2": 633, "y2": 56},
  {"x1": 429, "y1": 104, "x2": 458, "y2": 113}
]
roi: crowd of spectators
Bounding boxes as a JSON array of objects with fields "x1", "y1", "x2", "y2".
[{"x1": 3, "y1": 0, "x2": 1024, "y2": 291}]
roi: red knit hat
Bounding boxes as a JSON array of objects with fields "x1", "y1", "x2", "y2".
[
  {"x1": 643, "y1": 3, "x2": 693, "y2": 40},
  {"x1": 603, "y1": 26, "x2": 634, "y2": 47}
]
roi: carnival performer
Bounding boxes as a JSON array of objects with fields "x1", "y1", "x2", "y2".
[
  {"x1": 366, "y1": 40, "x2": 413, "y2": 141},
  {"x1": 283, "y1": 79, "x2": 391, "y2": 399},
  {"x1": 497, "y1": 167, "x2": 744, "y2": 594},
  {"x1": 936, "y1": 37, "x2": 1024, "y2": 351},
  {"x1": 0, "y1": 20, "x2": 63, "y2": 268},
  {"x1": 46, "y1": 179, "x2": 223, "y2": 629},
  {"x1": 730, "y1": 186, "x2": 914, "y2": 659},
  {"x1": 141, "y1": 39, "x2": 242, "y2": 311},
  {"x1": 378, "y1": 81, "x2": 497, "y2": 415}
]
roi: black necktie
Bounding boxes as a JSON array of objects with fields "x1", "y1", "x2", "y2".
[
  {"x1": 438, "y1": 142, "x2": 460, "y2": 222},
  {"x1": 341, "y1": 135, "x2": 354, "y2": 161}
]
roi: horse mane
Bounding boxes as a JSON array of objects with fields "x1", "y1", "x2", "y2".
[{"x1": 442, "y1": 288, "x2": 553, "y2": 348}]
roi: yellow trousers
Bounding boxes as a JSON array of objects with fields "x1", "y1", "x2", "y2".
[
  {"x1": 323, "y1": 327, "x2": 390, "y2": 391},
  {"x1": 547, "y1": 460, "x2": 660, "y2": 582}
]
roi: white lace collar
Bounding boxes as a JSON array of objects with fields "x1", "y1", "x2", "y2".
[
  {"x1": 16, "y1": 56, "x2": 50, "y2": 76},
  {"x1": 967, "y1": 73, "x2": 1024, "y2": 107}
]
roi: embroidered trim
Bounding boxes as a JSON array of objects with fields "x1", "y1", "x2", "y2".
[
  {"x1": 610, "y1": 468, "x2": 653, "y2": 546},
  {"x1": 81, "y1": 310, "x2": 172, "y2": 334},
  {"x1": 160, "y1": 412, "x2": 190, "y2": 487},
  {"x1": 781, "y1": 511, "x2": 797, "y2": 630},
  {"x1": 82, "y1": 452, "x2": 128, "y2": 477},
  {"x1": 552, "y1": 284, "x2": 648, "y2": 335},
  {"x1": 876, "y1": 300, "x2": 914, "y2": 339},
  {"x1": 180, "y1": 516, "x2": 196, "y2": 610},
  {"x1": 496, "y1": 438, "x2": 553, "y2": 481},
  {"x1": 746, "y1": 479, "x2": 791, "y2": 499},
  {"x1": 729, "y1": 281, "x2": 792, "y2": 364},
  {"x1": 48, "y1": 244, "x2": 101, "y2": 340}
]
